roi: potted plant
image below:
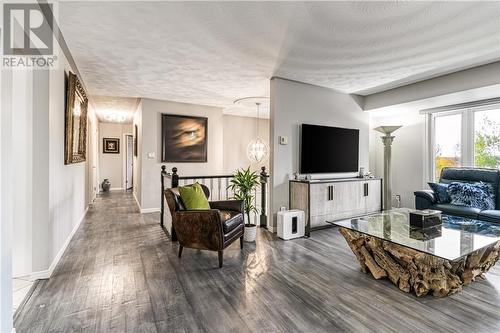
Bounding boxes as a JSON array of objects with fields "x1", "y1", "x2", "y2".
[{"x1": 228, "y1": 167, "x2": 260, "y2": 242}]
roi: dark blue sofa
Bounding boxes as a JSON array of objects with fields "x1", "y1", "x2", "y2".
[{"x1": 414, "y1": 167, "x2": 500, "y2": 223}]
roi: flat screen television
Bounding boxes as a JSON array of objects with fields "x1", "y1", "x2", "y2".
[{"x1": 300, "y1": 124, "x2": 359, "y2": 174}]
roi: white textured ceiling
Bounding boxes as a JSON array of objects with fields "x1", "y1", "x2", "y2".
[
  {"x1": 92, "y1": 96, "x2": 139, "y2": 123},
  {"x1": 59, "y1": 1, "x2": 500, "y2": 112},
  {"x1": 224, "y1": 97, "x2": 270, "y2": 119}
]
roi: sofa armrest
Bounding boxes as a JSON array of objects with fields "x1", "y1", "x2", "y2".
[
  {"x1": 414, "y1": 190, "x2": 436, "y2": 210},
  {"x1": 173, "y1": 210, "x2": 223, "y2": 250},
  {"x1": 210, "y1": 200, "x2": 244, "y2": 214}
]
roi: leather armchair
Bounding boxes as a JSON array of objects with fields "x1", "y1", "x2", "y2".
[{"x1": 164, "y1": 185, "x2": 244, "y2": 268}]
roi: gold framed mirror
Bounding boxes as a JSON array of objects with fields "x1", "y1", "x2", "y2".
[{"x1": 64, "y1": 71, "x2": 88, "y2": 164}]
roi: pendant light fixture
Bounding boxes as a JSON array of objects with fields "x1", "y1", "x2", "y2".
[{"x1": 247, "y1": 102, "x2": 269, "y2": 163}]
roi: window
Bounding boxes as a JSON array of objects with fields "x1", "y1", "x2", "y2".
[
  {"x1": 474, "y1": 109, "x2": 500, "y2": 169},
  {"x1": 429, "y1": 105, "x2": 500, "y2": 181},
  {"x1": 433, "y1": 113, "x2": 462, "y2": 179}
]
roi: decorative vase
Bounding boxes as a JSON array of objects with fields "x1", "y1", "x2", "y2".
[
  {"x1": 101, "y1": 179, "x2": 111, "y2": 192},
  {"x1": 243, "y1": 224, "x2": 257, "y2": 242}
]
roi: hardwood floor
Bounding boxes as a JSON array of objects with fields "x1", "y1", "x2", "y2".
[{"x1": 14, "y1": 192, "x2": 500, "y2": 332}]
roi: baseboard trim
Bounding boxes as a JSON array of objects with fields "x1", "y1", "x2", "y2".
[
  {"x1": 110, "y1": 187, "x2": 124, "y2": 191},
  {"x1": 29, "y1": 269, "x2": 50, "y2": 280},
  {"x1": 29, "y1": 207, "x2": 88, "y2": 281},
  {"x1": 133, "y1": 191, "x2": 140, "y2": 209},
  {"x1": 267, "y1": 225, "x2": 275, "y2": 233},
  {"x1": 141, "y1": 207, "x2": 160, "y2": 214}
]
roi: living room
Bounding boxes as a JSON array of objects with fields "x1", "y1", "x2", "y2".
[{"x1": 2, "y1": 1, "x2": 500, "y2": 333}]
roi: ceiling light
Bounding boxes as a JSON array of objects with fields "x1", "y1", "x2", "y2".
[
  {"x1": 247, "y1": 102, "x2": 269, "y2": 163},
  {"x1": 103, "y1": 112, "x2": 127, "y2": 122}
]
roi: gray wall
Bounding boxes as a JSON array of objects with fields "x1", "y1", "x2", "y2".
[
  {"x1": 136, "y1": 99, "x2": 272, "y2": 211},
  {"x1": 363, "y1": 61, "x2": 500, "y2": 112},
  {"x1": 222, "y1": 115, "x2": 270, "y2": 174},
  {"x1": 99, "y1": 122, "x2": 133, "y2": 190},
  {"x1": 369, "y1": 109, "x2": 427, "y2": 208},
  {"x1": 270, "y1": 77, "x2": 369, "y2": 229},
  {"x1": 139, "y1": 98, "x2": 224, "y2": 210}
]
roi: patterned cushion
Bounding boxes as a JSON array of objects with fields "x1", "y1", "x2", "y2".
[
  {"x1": 428, "y1": 182, "x2": 451, "y2": 203},
  {"x1": 447, "y1": 182, "x2": 495, "y2": 211}
]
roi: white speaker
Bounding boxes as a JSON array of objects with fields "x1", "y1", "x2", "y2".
[{"x1": 277, "y1": 209, "x2": 305, "y2": 240}]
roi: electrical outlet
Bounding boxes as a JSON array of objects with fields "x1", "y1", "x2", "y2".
[{"x1": 395, "y1": 195, "x2": 402, "y2": 208}]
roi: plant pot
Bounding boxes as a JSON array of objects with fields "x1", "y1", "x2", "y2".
[{"x1": 243, "y1": 224, "x2": 257, "y2": 242}]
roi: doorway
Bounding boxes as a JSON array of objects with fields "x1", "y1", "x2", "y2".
[{"x1": 125, "y1": 134, "x2": 133, "y2": 190}]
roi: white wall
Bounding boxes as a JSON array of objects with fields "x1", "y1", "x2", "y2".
[
  {"x1": 98, "y1": 122, "x2": 133, "y2": 190},
  {"x1": 12, "y1": 70, "x2": 34, "y2": 277},
  {"x1": 9, "y1": 30, "x2": 99, "y2": 279},
  {"x1": 222, "y1": 115, "x2": 270, "y2": 174},
  {"x1": 47, "y1": 45, "x2": 98, "y2": 274},
  {"x1": 1, "y1": 67, "x2": 14, "y2": 333},
  {"x1": 369, "y1": 109, "x2": 427, "y2": 209},
  {"x1": 139, "y1": 98, "x2": 224, "y2": 211},
  {"x1": 270, "y1": 77, "x2": 369, "y2": 229}
]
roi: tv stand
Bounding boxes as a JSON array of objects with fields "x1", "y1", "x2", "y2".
[{"x1": 289, "y1": 177, "x2": 382, "y2": 236}]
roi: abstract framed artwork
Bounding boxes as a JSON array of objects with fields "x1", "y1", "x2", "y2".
[
  {"x1": 161, "y1": 114, "x2": 208, "y2": 163},
  {"x1": 64, "y1": 71, "x2": 88, "y2": 164},
  {"x1": 103, "y1": 138, "x2": 120, "y2": 154}
]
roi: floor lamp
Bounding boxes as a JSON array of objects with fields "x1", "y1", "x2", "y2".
[{"x1": 374, "y1": 126, "x2": 402, "y2": 210}]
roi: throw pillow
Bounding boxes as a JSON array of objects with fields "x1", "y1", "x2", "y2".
[
  {"x1": 447, "y1": 182, "x2": 495, "y2": 211},
  {"x1": 427, "y1": 182, "x2": 451, "y2": 203},
  {"x1": 179, "y1": 183, "x2": 210, "y2": 210}
]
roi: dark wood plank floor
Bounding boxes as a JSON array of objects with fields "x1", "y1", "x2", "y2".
[{"x1": 14, "y1": 192, "x2": 500, "y2": 333}]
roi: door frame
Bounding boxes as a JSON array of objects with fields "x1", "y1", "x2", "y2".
[{"x1": 123, "y1": 133, "x2": 134, "y2": 190}]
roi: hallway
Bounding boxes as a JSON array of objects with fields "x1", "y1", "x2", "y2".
[
  {"x1": 14, "y1": 191, "x2": 264, "y2": 332},
  {"x1": 14, "y1": 192, "x2": 500, "y2": 333}
]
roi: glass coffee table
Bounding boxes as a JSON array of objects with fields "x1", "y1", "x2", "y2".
[{"x1": 333, "y1": 209, "x2": 500, "y2": 297}]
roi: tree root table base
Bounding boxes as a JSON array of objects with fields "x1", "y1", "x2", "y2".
[{"x1": 339, "y1": 228, "x2": 500, "y2": 297}]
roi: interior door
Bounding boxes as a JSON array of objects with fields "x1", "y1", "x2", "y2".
[{"x1": 126, "y1": 135, "x2": 133, "y2": 190}]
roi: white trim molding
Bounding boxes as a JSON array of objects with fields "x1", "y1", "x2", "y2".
[
  {"x1": 133, "y1": 191, "x2": 141, "y2": 209},
  {"x1": 122, "y1": 133, "x2": 133, "y2": 190},
  {"x1": 29, "y1": 207, "x2": 88, "y2": 281},
  {"x1": 133, "y1": 191, "x2": 159, "y2": 214},
  {"x1": 109, "y1": 187, "x2": 124, "y2": 191},
  {"x1": 141, "y1": 207, "x2": 160, "y2": 214}
]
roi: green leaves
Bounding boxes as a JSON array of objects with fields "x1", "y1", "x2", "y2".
[
  {"x1": 474, "y1": 115, "x2": 500, "y2": 169},
  {"x1": 228, "y1": 167, "x2": 260, "y2": 224}
]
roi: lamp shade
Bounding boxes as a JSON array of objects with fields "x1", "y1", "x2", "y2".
[{"x1": 247, "y1": 138, "x2": 269, "y2": 163}]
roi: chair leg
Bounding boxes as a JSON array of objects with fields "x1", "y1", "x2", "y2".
[
  {"x1": 218, "y1": 251, "x2": 223, "y2": 268},
  {"x1": 178, "y1": 245, "x2": 183, "y2": 258},
  {"x1": 240, "y1": 236, "x2": 244, "y2": 249}
]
